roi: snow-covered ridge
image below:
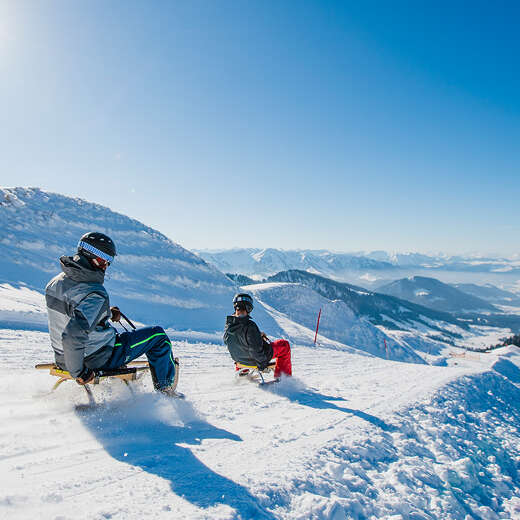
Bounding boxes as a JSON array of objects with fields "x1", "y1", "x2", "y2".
[{"x1": 0, "y1": 187, "x2": 241, "y2": 332}]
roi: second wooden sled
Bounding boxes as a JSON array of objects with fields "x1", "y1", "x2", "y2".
[{"x1": 235, "y1": 360, "x2": 279, "y2": 385}]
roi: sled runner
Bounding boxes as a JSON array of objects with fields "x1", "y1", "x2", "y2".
[{"x1": 235, "y1": 361, "x2": 279, "y2": 385}]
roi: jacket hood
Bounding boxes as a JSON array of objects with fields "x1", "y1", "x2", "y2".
[
  {"x1": 60, "y1": 255, "x2": 105, "y2": 284},
  {"x1": 225, "y1": 314, "x2": 250, "y2": 331}
]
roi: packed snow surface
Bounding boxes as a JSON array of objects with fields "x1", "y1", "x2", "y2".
[{"x1": 2, "y1": 330, "x2": 520, "y2": 519}]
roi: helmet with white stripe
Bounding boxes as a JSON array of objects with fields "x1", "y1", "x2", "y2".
[{"x1": 77, "y1": 232, "x2": 117, "y2": 264}]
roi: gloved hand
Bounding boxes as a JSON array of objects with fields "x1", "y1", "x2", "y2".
[
  {"x1": 76, "y1": 368, "x2": 95, "y2": 385},
  {"x1": 110, "y1": 306, "x2": 121, "y2": 322},
  {"x1": 261, "y1": 332, "x2": 271, "y2": 344}
]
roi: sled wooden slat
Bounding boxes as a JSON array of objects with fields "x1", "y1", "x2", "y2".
[
  {"x1": 235, "y1": 361, "x2": 276, "y2": 370},
  {"x1": 35, "y1": 360, "x2": 150, "y2": 371},
  {"x1": 48, "y1": 367, "x2": 138, "y2": 382},
  {"x1": 35, "y1": 361, "x2": 150, "y2": 394}
]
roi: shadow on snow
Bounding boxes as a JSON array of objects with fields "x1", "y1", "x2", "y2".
[
  {"x1": 264, "y1": 378, "x2": 398, "y2": 432},
  {"x1": 76, "y1": 394, "x2": 275, "y2": 519}
]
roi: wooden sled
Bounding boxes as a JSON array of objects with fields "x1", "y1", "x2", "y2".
[
  {"x1": 35, "y1": 360, "x2": 152, "y2": 402},
  {"x1": 235, "y1": 360, "x2": 279, "y2": 385}
]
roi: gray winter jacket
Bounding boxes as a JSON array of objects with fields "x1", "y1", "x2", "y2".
[{"x1": 45, "y1": 255, "x2": 116, "y2": 378}]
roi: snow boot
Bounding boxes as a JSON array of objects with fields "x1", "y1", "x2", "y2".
[{"x1": 157, "y1": 357, "x2": 183, "y2": 398}]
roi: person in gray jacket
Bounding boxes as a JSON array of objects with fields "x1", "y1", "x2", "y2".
[{"x1": 45, "y1": 232, "x2": 178, "y2": 395}]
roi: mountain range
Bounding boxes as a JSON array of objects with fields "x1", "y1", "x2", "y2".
[
  {"x1": 263, "y1": 270, "x2": 469, "y2": 342},
  {"x1": 195, "y1": 247, "x2": 520, "y2": 289},
  {"x1": 0, "y1": 187, "x2": 427, "y2": 362},
  {"x1": 244, "y1": 281, "x2": 425, "y2": 363}
]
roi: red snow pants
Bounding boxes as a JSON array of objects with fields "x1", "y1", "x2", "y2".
[{"x1": 271, "y1": 339, "x2": 292, "y2": 378}]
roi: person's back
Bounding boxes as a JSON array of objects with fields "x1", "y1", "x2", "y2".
[
  {"x1": 46, "y1": 253, "x2": 116, "y2": 377},
  {"x1": 224, "y1": 313, "x2": 273, "y2": 369}
]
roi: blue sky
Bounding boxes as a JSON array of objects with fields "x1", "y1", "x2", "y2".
[{"x1": 1, "y1": 1, "x2": 518, "y2": 255}]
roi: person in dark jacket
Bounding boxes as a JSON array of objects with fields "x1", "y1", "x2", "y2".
[
  {"x1": 223, "y1": 293, "x2": 292, "y2": 378},
  {"x1": 45, "y1": 232, "x2": 178, "y2": 395}
]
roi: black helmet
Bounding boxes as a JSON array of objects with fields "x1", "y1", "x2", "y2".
[
  {"x1": 77, "y1": 232, "x2": 117, "y2": 263},
  {"x1": 233, "y1": 293, "x2": 254, "y2": 313}
]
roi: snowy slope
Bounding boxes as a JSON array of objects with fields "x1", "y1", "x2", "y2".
[
  {"x1": 244, "y1": 282, "x2": 424, "y2": 363},
  {"x1": 2, "y1": 188, "x2": 519, "y2": 518},
  {"x1": 0, "y1": 283, "x2": 47, "y2": 329},
  {"x1": 1, "y1": 330, "x2": 520, "y2": 519},
  {"x1": 0, "y1": 187, "x2": 282, "y2": 334}
]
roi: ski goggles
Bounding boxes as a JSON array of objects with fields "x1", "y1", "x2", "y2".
[{"x1": 78, "y1": 240, "x2": 115, "y2": 263}]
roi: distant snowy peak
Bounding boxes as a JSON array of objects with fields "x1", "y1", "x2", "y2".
[
  {"x1": 196, "y1": 247, "x2": 395, "y2": 278},
  {"x1": 0, "y1": 187, "x2": 237, "y2": 331}
]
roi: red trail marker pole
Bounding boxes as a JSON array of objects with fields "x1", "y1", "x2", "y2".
[
  {"x1": 384, "y1": 339, "x2": 389, "y2": 359},
  {"x1": 314, "y1": 308, "x2": 322, "y2": 345}
]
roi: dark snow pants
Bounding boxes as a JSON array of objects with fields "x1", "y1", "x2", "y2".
[{"x1": 101, "y1": 326, "x2": 176, "y2": 389}]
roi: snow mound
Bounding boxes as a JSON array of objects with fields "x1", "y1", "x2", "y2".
[
  {"x1": 492, "y1": 357, "x2": 520, "y2": 383},
  {"x1": 293, "y1": 368, "x2": 520, "y2": 519}
]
